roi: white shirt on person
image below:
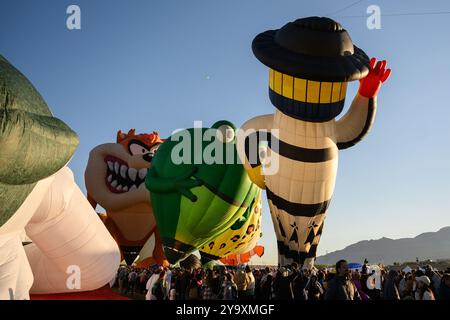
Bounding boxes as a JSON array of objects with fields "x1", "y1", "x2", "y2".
[{"x1": 145, "y1": 274, "x2": 160, "y2": 300}]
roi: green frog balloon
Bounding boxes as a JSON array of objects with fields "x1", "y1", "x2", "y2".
[{"x1": 145, "y1": 121, "x2": 260, "y2": 264}]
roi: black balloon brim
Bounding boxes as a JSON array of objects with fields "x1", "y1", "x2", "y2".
[{"x1": 252, "y1": 30, "x2": 370, "y2": 82}]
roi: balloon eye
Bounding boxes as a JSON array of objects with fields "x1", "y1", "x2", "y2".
[
  {"x1": 149, "y1": 143, "x2": 161, "y2": 156},
  {"x1": 216, "y1": 125, "x2": 235, "y2": 143},
  {"x1": 129, "y1": 142, "x2": 150, "y2": 155}
]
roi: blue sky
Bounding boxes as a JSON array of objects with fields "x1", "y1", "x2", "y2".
[{"x1": 1, "y1": 0, "x2": 449, "y2": 265}]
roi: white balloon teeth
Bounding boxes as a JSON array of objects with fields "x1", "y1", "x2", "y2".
[{"x1": 104, "y1": 156, "x2": 148, "y2": 194}]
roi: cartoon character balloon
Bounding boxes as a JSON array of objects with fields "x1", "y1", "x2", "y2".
[
  {"x1": 0, "y1": 55, "x2": 120, "y2": 299},
  {"x1": 85, "y1": 129, "x2": 168, "y2": 267},
  {"x1": 145, "y1": 121, "x2": 260, "y2": 264},
  {"x1": 237, "y1": 17, "x2": 391, "y2": 268}
]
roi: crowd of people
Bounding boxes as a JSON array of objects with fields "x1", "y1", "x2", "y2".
[{"x1": 113, "y1": 260, "x2": 450, "y2": 301}]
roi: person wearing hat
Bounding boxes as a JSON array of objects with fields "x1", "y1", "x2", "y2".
[
  {"x1": 415, "y1": 275, "x2": 435, "y2": 300},
  {"x1": 237, "y1": 17, "x2": 391, "y2": 269}
]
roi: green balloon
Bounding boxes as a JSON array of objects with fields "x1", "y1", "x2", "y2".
[
  {"x1": 145, "y1": 121, "x2": 258, "y2": 264},
  {"x1": 0, "y1": 55, "x2": 79, "y2": 227}
]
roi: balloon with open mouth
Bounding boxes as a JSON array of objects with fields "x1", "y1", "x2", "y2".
[
  {"x1": 145, "y1": 121, "x2": 260, "y2": 265},
  {"x1": 85, "y1": 129, "x2": 168, "y2": 267}
]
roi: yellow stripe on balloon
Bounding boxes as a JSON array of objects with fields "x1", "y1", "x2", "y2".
[
  {"x1": 269, "y1": 69, "x2": 274, "y2": 90},
  {"x1": 340, "y1": 82, "x2": 348, "y2": 100},
  {"x1": 307, "y1": 81, "x2": 321, "y2": 103},
  {"x1": 274, "y1": 70, "x2": 282, "y2": 94},
  {"x1": 293, "y1": 78, "x2": 307, "y2": 101},
  {"x1": 331, "y1": 82, "x2": 342, "y2": 102},
  {"x1": 270, "y1": 69, "x2": 348, "y2": 104},
  {"x1": 319, "y1": 82, "x2": 333, "y2": 103},
  {"x1": 282, "y1": 74, "x2": 294, "y2": 99}
]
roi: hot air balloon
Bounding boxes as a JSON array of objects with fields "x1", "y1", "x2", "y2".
[
  {"x1": 145, "y1": 121, "x2": 259, "y2": 265},
  {"x1": 0, "y1": 54, "x2": 120, "y2": 299},
  {"x1": 85, "y1": 129, "x2": 168, "y2": 267},
  {"x1": 237, "y1": 17, "x2": 391, "y2": 269},
  {"x1": 199, "y1": 189, "x2": 263, "y2": 264}
]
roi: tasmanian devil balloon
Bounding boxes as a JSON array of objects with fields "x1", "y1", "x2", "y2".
[{"x1": 237, "y1": 17, "x2": 391, "y2": 268}]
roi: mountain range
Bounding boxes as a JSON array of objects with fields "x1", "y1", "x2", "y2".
[{"x1": 316, "y1": 226, "x2": 450, "y2": 265}]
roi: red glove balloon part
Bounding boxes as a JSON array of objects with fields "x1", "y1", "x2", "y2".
[{"x1": 358, "y1": 58, "x2": 391, "y2": 98}]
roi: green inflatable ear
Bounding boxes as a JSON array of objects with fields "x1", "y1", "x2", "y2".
[
  {"x1": 0, "y1": 55, "x2": 79, "y2": 226},
  {"x1": 211, "y1": 120, "x2": 236, "y2": 131},
  {"x1": 211, "y1": 120, "x2": 236, "y2": 144}
]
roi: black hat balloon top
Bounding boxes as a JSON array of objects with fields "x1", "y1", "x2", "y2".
[{"x1": 237, "y1": 17, "x2": 391, "y2": 268}]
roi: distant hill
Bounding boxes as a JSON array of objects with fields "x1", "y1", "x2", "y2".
[{"x1": 316, "y1": 227, "x2": 450, "y2": 265}]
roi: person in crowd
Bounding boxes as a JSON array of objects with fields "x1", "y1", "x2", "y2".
[
  {"x1": 272, "y1": 267, "x2": 297, "y2": 300},
  {"x1": 220, "y1": 273, "x2": 238, "y2": 300},
  {"x1": 351, "y1": 271, "x2": 370, "y2": 300},
  {"x1": 259, "y1": 267, "x2": 273, "y2": 300},
  {"x1": 325, "y1": 260, "x2": 361, "y2": 300},
  {"x1": 139, "y1": 269, "x2": 149, "y2": 294},
  {"x1": 151, "y1": 270, "x2": 167, "y2": 300},
  {"x1": 234, "y1": 267, "x2": 249, "y2": 300},
  {"x1": 382, "y1": 269, "x2": 400, "y2": 300},
  {"x1": 177, "y1": 268, "x2": 191, "y2": 300},
  {"x1": 187, "y1": 272, "x2": 202, "y2": 300},
  {"x1": 424, "y1": 265, "x2": 441, "y2": 297},
  {"x1": 415, "y1": 269, "x2": 425, "y2": 277},
  {"x1": 145, "y1": 267, "x2": 162, "y2": 300},
  {"x1": 164, "y1": 267, "x2": 172, "y2": 299},
  {"x1": 128, "y1": 268, "x2": 138, "y2": 296},
  {"x1": 305, "y1": 273, "x2": 324, "y2": 300},
  {"x1": 245, "y1": 265, "x2": 256, "y2": 299},
  {"x1": 362, "y1": 259, "x2": 369, "y2": 275},
  {"x1": 438, "y1": 273, "x2": 450, "y2": 300},
  {"x1": 415, "y1": 275, "x2": 436, "y2": 300},
  {"x1": 169, "y1": 279, "x2": 177, "y2": 300},
  {"x1": 117, "y1": 266, "x2": 128, "y2": 295},
  {"x1": 379, "y1": 269, "x2": 386, "y2": 295},
  {"x1": 398, "y1": 272, "x2": 407, "y2": 297},
  {"x1": 202, "y1": 269, "x2": 216, "y2": 300},
  {"x1": 253, "y1": 269, "x2": 263, "y2": 299},
  {"x1": 292, "y1": 270, "x2": 308, "y2": 300},
  {"x1": 400, "y1": 273, "x2": 415, "y2": 300},
  {"x1": 211, "y1": 270, "x2": 222, "y2": 298},
  {"x1": 123, "y1": 268, "x2": 130, "y2": 295},
  {"x1": 217, "y1": 272, "x2": 238, "y2": 300},
  {"x1": 317, "y1": 270, "x2": 326, "y2": 288},
  {"x1": 360, "y1": 271, "x2": 369, "y2": 296}
]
